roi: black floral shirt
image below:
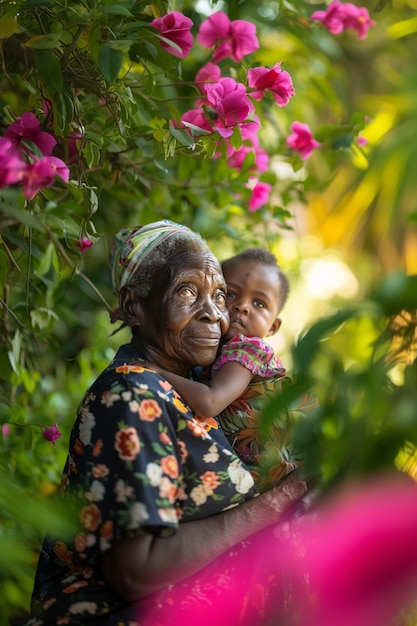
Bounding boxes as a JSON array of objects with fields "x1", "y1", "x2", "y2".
[{"x1": 27, "y1": 343, "x2": 258, "y2": 625}]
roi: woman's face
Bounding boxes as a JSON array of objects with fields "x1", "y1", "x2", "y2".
[{"x1": 138, "y1": 250, "x2": 229, "y2": 375}]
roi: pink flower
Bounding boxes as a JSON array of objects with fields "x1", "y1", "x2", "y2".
[
  {"x1": 75, "y1": 237, "x2": 93, "y2": 252},
  {"x1": 311, "y1": 1, "x2": 375, "y2": 39},
  {"x1": 180, "y1": 109, "x2": 214, "y2": 136},
  {"x1": 228, "y1": 144, "x2": 269, "y2": 173},
  {"x1": 4, "y1": 112, "x2": 57, "y2": 157},
  {"x1": 0, "y1": 138, "x2": 25, "y2": 188},
  {"x1": 195, "y1": 62, "x2": 222, "y2": 94},
  {"x1": 151, "y1": 11, "x2": 194, "y2": 59},
  {"x1": 286, "y1": 121, "x2": 321, "y2": 160},
  {"x1": 204, "y1": 77, "x2": 254, "y2": 138},
  {"x1": 42, "y1": 424, "x2": 62, "y2": 446},
  {"x1": 197, "y1": 11, "x2": 259, "y2": 62},
  {"x1": 21, "y1": 156, "x2": 69, "y2": 200},
  {"x1": 356, "y1": 135, "x2": 368, "y2": 147},
  {"x1": 247, "y1": 180, "x2": 272, "y2": 212},
  {"x1": 248, "y1": 64, "x2": 295, "y2": 107},
  {"x1": 295, "y1": 473, "x2": 417, "y2": 626},
  {"x1": 2, "y1": 424, "x2": 10, "y2": 437}
]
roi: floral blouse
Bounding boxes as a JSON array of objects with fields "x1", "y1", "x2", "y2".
[
  {"x1": 27, "y1": 343, "x2": 259, "y2": 626},
  {"x1": 213, "y1": 334, "x2": 307, "y2": 492}
]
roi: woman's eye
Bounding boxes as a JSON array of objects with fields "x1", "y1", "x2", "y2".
[
  {"x1": 179, "y1": 285, "x2": 195, "y2": 298},
  {"x1": 215, "y1": 290, "x2": 226, "y2": 305}
]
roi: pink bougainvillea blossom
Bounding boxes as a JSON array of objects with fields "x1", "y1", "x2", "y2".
[
  {"x1": 21, "y1": 156, "x2": 69, "y2": 200},
  {"x1": 180, "y1": 109, "x2": 214, "y2": 136},
  {"x1": 311, "y1": 1, "x2": 375, "y2": 39},
  {"x1": 75, "y1": 237, "x2": 93, "y2": 252},
  {"x1": 4, "y1": 112, "x2": 57, "y2": 157},
  {"x1": 0, "y1": 138, "x2": 25, "y2": 188},
  {"x1": 2, "y1": 424, "x2": 10, "y2": 437},
  {"x1": 197, "y1": 11, "x2": 259, "y2": 62},
  {"x1": 42, "y1": 424, "x2": 62, "y2": 446},
  {"x1": 195, "y1": 62, "x2": 222, "y2": 93},
  {"x1": 356, "y1": 135, "x2": 368, "y2": 147},
  {"x1": 151, "y1": 11, "x2": 194, "y2": 58},
  {"x1": 228, "y1": 144, "x2": 269, "y2": 173},
  {"x1": 247, "y1": 179, "x2": 272, "y2": 212},
  {"x1": 248, "y1": 64, "x2": 295, "y2": 106},
  {"x1": 287, "y1": 121, "x2": 321, "y2": 160},
  {"x1": 204, "y1": 77, "x2": 254, "y2": 138}
]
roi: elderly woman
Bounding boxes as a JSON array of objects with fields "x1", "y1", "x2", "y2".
[{"x1": 26, "y1": 220, "x2": 309, "y2": 626}]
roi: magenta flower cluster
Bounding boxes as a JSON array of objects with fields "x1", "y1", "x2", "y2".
[
  {"x1": 311, "y1": 1, "x2": 375, "y2": 39},
  {"x1": 150, "y1": 3, "x2": 375, "y2": 211},
  {"x1": 0, "y1": 112, "x2": 69, "y2": 200},
  {"x1": 152, "y1": 10, "x2": 299, "y2": 211}
]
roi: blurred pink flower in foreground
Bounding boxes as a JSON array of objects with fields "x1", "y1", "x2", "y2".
[
  {"x1": 311, "y1": 1, "x2": 375, "y2": 39},
  {"x1": 137, "y1": 471, "x2": 417, "y2": 626},
  {"x1": 294, "y1": 472, "x2": 417, "y2": 626},
  {"x1": 42, "y1": 424, "x2": 62, "y2": 446},
  {"x1": 2, "y1": 424, "x2": 10, "y2": 437},
  {"x1": 197, "y1": 11, "x2": 259, "y2": 62},
  {"x1": 151, "y1": 11, "x2": 194, "y2": 58},
  {"x1": 287, "y1": 121, "x2": 321, "y2": 159}
]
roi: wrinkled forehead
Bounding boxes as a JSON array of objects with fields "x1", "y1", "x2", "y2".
[{"x1": 170, "y1": 247, "x2": 224, "y2": 282}]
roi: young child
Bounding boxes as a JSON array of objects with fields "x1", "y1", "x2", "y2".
[{"x1": 152, "y1": 248, "x2": 304, "y2": 492}]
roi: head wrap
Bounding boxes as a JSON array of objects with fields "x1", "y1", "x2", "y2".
[{"x1": 110, "y1": 219, "x2": 192, "y2": 294}]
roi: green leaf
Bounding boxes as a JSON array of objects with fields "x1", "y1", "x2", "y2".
[
  {"x1": 99, "y1": 4, "x2": 134, "y2": 16},
  {"x1": 36, "y1": 243, "x2": 57, "y2": 277},
  {"x1": 0, "y1": 14, "x2": 19, "y2": 39},
  {"x1": 169, "y1": 124, "x2": 195, "y2": 149},
  {"x1": 53, "y1": 92, "x2": 74, "y2": 135},
  {"x1": 35, "y1": 49, "x2": 63, "y2": 93},
  {"x1": 98, "y1": 43, "x2": 123, "y2": 83},
  {"x1": 25, "y1": 32, "x2": 63, "y2": 49}
]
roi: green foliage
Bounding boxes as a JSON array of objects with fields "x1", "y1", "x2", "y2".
[{"x1": 1, "y1": 0, "x2": 417, "y2": 623}]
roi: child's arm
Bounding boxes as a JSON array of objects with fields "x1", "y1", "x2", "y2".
[{"x1": 155, "y1": 362, "x2": 253, "y2": 418}]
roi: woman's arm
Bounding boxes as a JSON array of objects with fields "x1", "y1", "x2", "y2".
[
  {"x1": 155, "y1": 361, "x2": 253, "y2": 418},
  {"x1": 100, "y1": 467, "x2": 308, "y2": 602}
]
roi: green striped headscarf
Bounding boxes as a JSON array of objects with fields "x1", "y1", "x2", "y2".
[{"x1": 110, "y1": 220, "x2": 191, "y2": 294}]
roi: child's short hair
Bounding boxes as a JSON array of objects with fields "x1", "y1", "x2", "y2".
[{"x1": 221, "y1": 248, "x2": 290, "y2": 312}]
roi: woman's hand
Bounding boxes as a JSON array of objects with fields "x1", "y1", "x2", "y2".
[{"x1": 101, "y1": 467, "x2": 311, "y2": 603}]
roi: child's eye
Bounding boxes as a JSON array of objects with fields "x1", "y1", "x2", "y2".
[
  {"x1": 226, "y1": 291, "x2": 237, "y2": 299},
  {"x1": 254, "y1": 300, "x2": 266, "y2": 308}
]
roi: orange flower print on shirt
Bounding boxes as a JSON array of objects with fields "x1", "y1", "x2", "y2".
[
  {"x1": 53, "y1": 541, "x2": 73, "y2": 564},
  {"x1": 172, "y1": 397, "x2": 189, "y2": 413},
  {"x1": 160, "y1": 454, "x2": 179, "y2": 478},
  {"x1": 100, "y1": 519, "x2": 114, "y2": 540},
  {"x1": 115, "y1": 427, "x2": 140, "y2": 461},
  {"x1": 115, "y1": 363, "x2": 146, "y2": 374},
  {"x1": 139, "y1": 399, "x2": 162, "y2": 421},
  {"x1": 195, "y1": 415, "x2": 218, "y2": 432},
  {"x1": 201, "y1": 470, "x2": 221, "y2": 491},
  {"x1": 92, "y1": 438, "x2": 103, "y2": 457},
  {"x1": 74, "y1": 438, "x2": 84, "y2": 455},
  {"x1": 187, "y1": 418, "x2": 209, "y2": 438},
  {"x1": 80, "y1": 503, "x2": 102, "y2": 532}
]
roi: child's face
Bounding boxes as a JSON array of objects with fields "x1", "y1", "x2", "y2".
[{"x1": 222, "y1": 260, "x2": 282, "y2": 341}]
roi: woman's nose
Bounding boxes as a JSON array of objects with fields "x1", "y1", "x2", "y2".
[{"x1": 198, "y1": 296, "x2": 222, "y2": 321}]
